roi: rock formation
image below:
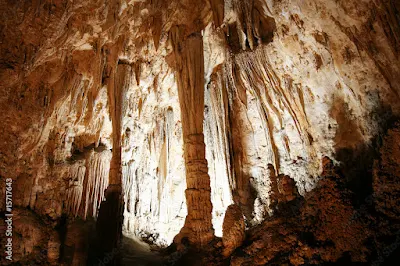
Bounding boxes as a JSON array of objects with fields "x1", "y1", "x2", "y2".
[
  {"x1": 1, "y1": 0, "x2": 400, "y2": 265},
  {"x1": 221, "y1": 204, "x2": 245, "y2": 257},
  {"x1": 169, "y1": 25, "x2": 214, "y2": 247}
]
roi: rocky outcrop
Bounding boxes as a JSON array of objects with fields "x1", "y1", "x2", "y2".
[
  {"x1": 221, "y1": 204, "x2": 245, "y2": 257},
  {"x1": 373, "y1": 122, "x2": 400, "y2": 223},
  {"x1": 371, "y1": 122, "x2": 400, "y2": 263},
  {"x1": 168, "y1": 152, "x2": 397, "y2": 265},
  {"x1": 228, "y1": 158, "x2": 370, "y2": 265}
]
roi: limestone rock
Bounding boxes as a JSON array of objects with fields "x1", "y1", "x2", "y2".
[
  {"x1": 0, "y1": 208, "x2": 48, "y2": 265},
  {"x1": 170, "y1": 25, "x2": 214, "y2": 247},
  {"x1": 373, "y1": 122, "x2": 400, "y2": 222},
  {"x1": 277, "y1": 174, "x2": 299, "y2": 203},
  {"x1": 47, "y1": 231, "x2": 61, "y2": 265},
  {"x1": 221, "y1": 204, "x2": 245, "y2": 257},
  {"x1": 230, "y1": 157, "x2": 370, "y2": 265},
  {"x1": 0, "y1": 0, "x2": 400, "y2": 264}
]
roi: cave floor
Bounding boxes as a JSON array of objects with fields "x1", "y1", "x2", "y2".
[{"x1": 121, "y1": 235, "x2": 163, "y2": 266}]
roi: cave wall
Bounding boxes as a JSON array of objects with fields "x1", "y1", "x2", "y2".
[
  {"x1": 204, "y1": 0, "x2": 400, "y2": 225},
  {"x1": 0, "y1": 0, "x2": 399, "y2": 262}
]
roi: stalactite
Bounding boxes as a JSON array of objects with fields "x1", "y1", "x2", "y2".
[
  {"x1": 65, "y1": 162, "x2": 86, "y2": 217},
  {"x1": 210, "y1": 0, "x2": 224, "y2": 27},
  {"x1": 122, "y1": 81, "x2": 187, "y2": 245},
  {"x1": 223, "y1": 0, "x2": 276, "y2": 52},
  {"x1": 122, "y1": 160, "x2": 134, "y2": 214},
  {"x1": 64, "y1": 150, "x2": 112, "y2": 220},
  {"x1": 221, "y1": 46, "x2": 319, "y2": 199},
  {"x1": 157, "y1": 107, "x2": 174, "y2": 213},
  {"x1": 204, "y1": 68, "x2": 234, "y2": 236},
  {"x1": 91, "y1": 57, "x2": 132, "y2": 264},
  {"x1": 80, "y1": 150, "x2": 112, "y2": 219},
  {"x1": 210, "y1": 44, "x2": 317, "y2": 222},
  {"x1": 231, "y1": 49, "x2": 280, "y2": 171},
  {"x1": 220, "y1": 54, "x2": 264, "y2": 220}
]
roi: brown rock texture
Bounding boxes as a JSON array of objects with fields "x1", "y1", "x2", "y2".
[
  {"x1": 229, "y1": 158, "x2": 370, "y2": 265},
  {"x1": 373, "y1": 122, "x2": 400, "y2": 222},
  {"x1": 222, "y1": 204, "x2": 245, "y2": 257},
  {"x1": 2, "y1": 208, "x2": 49, "y2": 265},
  {"x1": 47, "y1": 231, "x2": 61, "y2": 265},
  {"x1": 371, "y1": 122, "x2": 400, "y2": 263}
]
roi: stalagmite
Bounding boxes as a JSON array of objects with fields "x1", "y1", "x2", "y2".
[
  {"x1": 170, "y1": 26, "x2": 214, "y2": 247},
  {"x1": 277, "y1": 174, "x2": 299, "y2": 203},
  {"x1": 267, "y1": 163, "x2": 278, "y2": 211},
  {"x1": 222, "y1": 204, "x2": 245, "y2": 257}
]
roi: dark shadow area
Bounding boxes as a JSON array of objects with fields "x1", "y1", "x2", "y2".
[
  {"x1": 332, "y1": 96, "x2": 398, "y2": 206},
  {"x1": 56, "y1": 214, "x2": 68, "y2": 263},
  {"x1": 382, "y1": 244, "x2": 400, "y2": 266},
  {"x1": 225, "y1": 2, "x2": 276, "y2": 54},
  {"x1": 87, "y1": 185, "x2": 124, "y2": 266}
]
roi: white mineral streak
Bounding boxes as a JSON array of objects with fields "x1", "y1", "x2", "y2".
[
  {"x1": 65, "y1": 163, "x2": 86, "y2": 217},
  {"x1": 63, "y1": 150, "x2": 112, "y2": 219},
  {"x1": 82, "y1": 150, "x2": 112, "y2": 219},
  {"x1": 203, "y1": 25, "x2": 234, "y2": 236}
]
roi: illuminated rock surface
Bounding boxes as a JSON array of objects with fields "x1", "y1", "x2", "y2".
[{"x1": 0, "y1": 0, "x2": 399, "y2": 265}]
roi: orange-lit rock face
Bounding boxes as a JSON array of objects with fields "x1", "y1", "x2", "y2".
[
  {"x1": 277, "y1": 175, "x2": 298, "y2": 202},
  {"x1": 0, "y1": 0, "x2": 400, "y2": 264},
  {"x1": 222, "y1": 204, "x2": 245, "y2": 257}
]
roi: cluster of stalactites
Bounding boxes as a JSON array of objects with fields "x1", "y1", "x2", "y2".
[
  {"x1": 209, "y1": 0, "x2": 276, "y2": 53},
  {"x1": 65, "y1": 150, "x2": 112, "y2": 219}
]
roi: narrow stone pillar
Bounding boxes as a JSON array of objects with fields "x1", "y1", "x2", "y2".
[
  {"x1": 268, "y1": 164, "x2": 278, "y2": 211},
  {"x1": 170, "y1": 26, "x2": 214, "y2": 247},
  {"x1": 91, "y1": 61, "x2": 129, "y2": 265},
  {"x1": 108, "y1": 63, "x2": 129, "y2": 186}
]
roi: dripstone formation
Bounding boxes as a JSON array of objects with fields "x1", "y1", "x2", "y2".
[{"x1": 0, "y1": 0, "x2": 399, "y2": 265}]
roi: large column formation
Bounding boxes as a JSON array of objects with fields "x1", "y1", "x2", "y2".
[{"x1": 170, "y1": 26, "x2": 214, "y2": 247}]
